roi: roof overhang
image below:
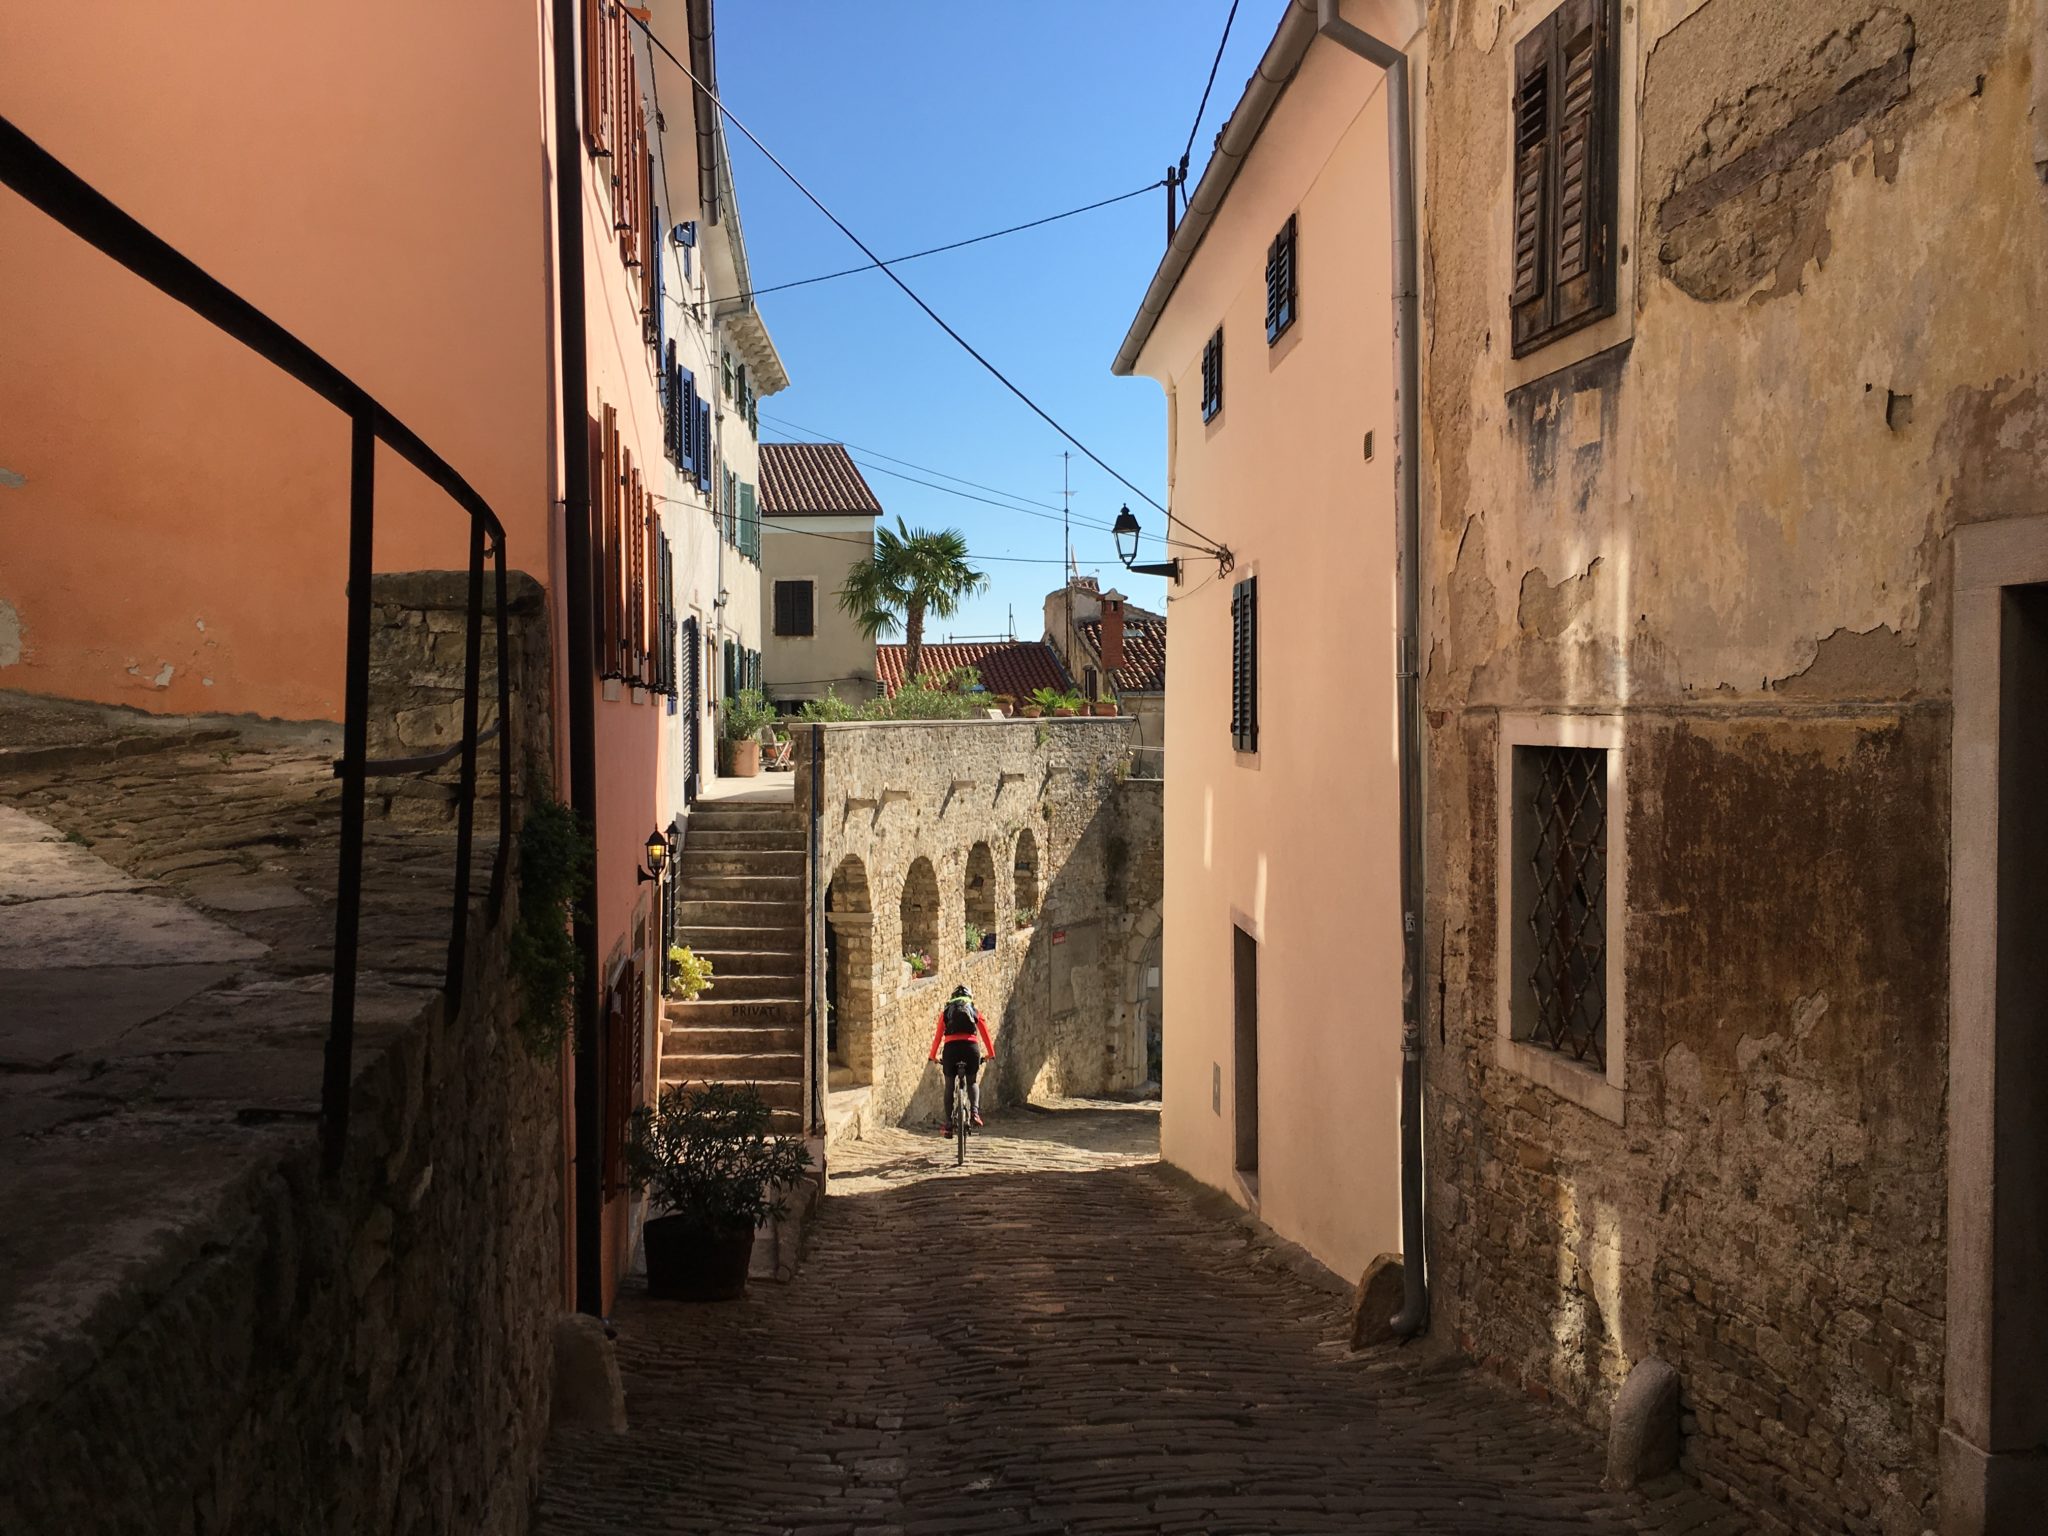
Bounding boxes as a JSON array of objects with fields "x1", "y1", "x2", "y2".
[
  {"x1": 707, "y1": 111, "x2": 790, "y2": 393},
  {"x1": 1111, "y1": 0, "x2": 1321, "y2": 377}
]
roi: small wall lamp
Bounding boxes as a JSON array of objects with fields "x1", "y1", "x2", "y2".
[
  {"x1": 637, "y1": 828, "x2": 669, "y2": 884},
  {"x1": 1112, "y1": 505, "x2": 1183, "y2": 582}
]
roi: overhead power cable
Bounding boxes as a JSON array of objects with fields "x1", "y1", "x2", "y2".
[
  {"x1": 621, "y1": 8, "x2": 1230, "y2": 557},
  {"x1": 1179, "y1": 0, "x2": 1243, "y2": 195},
  {"x1": 761, "y1": 410, "x2": 1068, "y2": 513},
  {"x1": 653, "y1": 489, "x2": 1083, "y2": 565},
  {"x1": 710, "y1": 181, "x2": 1163, "y2": 306}
]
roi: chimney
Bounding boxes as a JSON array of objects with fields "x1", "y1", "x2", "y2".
[{"x1": 1101, "y1": 597, "x2": 1126, "y2": 675}]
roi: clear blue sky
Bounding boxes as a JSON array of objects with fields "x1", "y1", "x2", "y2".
[{"x1": 715, "y1": 1, "x2": 1275, "y2": 640}]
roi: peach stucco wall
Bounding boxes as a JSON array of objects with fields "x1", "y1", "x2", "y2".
[
  {"x1": 1133, "y1": 3, "x2": 1417, "y2": 1284},
  {"x1": 0, "y1": 0, "x2": 557, "y2": 720}
]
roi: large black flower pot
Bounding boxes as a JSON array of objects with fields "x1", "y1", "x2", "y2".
[{"x1": 643, "y1": 1216, "x2": 755, "y2": 1301}]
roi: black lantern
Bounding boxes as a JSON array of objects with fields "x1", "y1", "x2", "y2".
[
  {"x1": 1112, "y1": 505, "x2": 1182, "y2": 582},
  {"x1": 638, "y1": 828, "x2": 669, "y2": 884}
]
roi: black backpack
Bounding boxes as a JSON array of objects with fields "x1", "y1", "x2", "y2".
[{"x1": 943, "y1": 997, "x2": 977, "y2": 1036}]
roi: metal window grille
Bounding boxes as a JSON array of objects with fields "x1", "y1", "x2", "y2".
[{"x1": 1523, "y1": 744, "x2": 1607, "y2": 1066}]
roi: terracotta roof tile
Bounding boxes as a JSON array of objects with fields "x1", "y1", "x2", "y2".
[
  {"x1": 1077, "y1": 614, "x2": 1167, "y2": 694},
  {"x1": 875, "y1": 641, "x2": 1073, "y2": 699},
  {"x1": 758, "y1": 442, "x2": 883, "y2": 516}
]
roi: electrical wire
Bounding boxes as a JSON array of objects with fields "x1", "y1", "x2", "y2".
[
  {"x1": 620, "y1": 8, "x2": 1230, "y2": 556},
  {"x1": 708, "y1": 181, "x2": 1163, "y2": 306},
  {"x1": 652, "y1": 488, "x2": 1087, "y2": 565},
  {"x1": 643, "y1": 25, "x2": 678, "y2": 233},
  {"x1": 1179, "y1": 0, "x2": 1243, "y2": 195},
  {"x1": 761, "y1": 409, "x2": 1068, "y2": 512}
]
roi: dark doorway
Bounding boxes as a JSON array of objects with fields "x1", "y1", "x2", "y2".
[{"x1": 1233, "y1": 924, "x2": 1259, "y2": 1176}]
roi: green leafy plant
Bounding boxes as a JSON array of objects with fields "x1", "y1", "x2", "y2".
[
  {"x1": 963, "y1": 922, "x2": 984, "y2": 953},
  {"x1": 666, "y1": 944, "x2": 714, "y2": 1002},
  {"x1": 1015, "y1": 907, "x2": 1037, "y2": 930},
  {"x1": 624, "y1": 1082, "x2": 813, "y2": 1233},
  {"x1": 1030, "y1": 686, "x2": 1087, "y2": 714},
  {"x1": 797, "y1": 689, "x2": 863, "y2": 721},
  {"x1": 874, "y1": 678, "x2": 990, "y2": 720},
  {"x1": 904, "y1": 949, "x2": 934, "y2": 977},
  {"x1": 720, "y1": 688, "x2": 778, "y2": 743},
  {"x1": 510, "y1": 782, "x2": 592, "y2": 1055}
]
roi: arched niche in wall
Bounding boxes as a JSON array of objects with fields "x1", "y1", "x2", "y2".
[
  {"x1": 964, "y1": 841, "x2": 998, "y2": 939},
  {"x1": 900, "y1": 855, "x2": 940, "y2": 967},
  {"x1": 1013, "y1": 827, "x2": 1041, "y2": 925},
  {"x1": 827, "y1": 855, "x2": 876, "y2": 1081}
]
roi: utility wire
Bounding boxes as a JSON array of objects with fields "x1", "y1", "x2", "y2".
[
  {"x1": 708, "y1": 181, "x2": 1162, "y2": 306},
  {"x1": 654, "y1": 489, "x2": 1086, "y2": 565},
  {"x1": 1179, "y1": 0, "x2": 1243, "y2": 195},
  {"x1": 643, "y1": 26, "x2": 678, "y2": 233},
  {"x1": 762, "y1": 409, "x2": 1068, "y2": 513},
  {"x1": 621, "y1": 9, "x2": 1229, "y2": 555}
]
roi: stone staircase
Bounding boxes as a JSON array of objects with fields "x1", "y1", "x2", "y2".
[{"x1": 661, "y1": 799, "x2": 807, "y2": 1135}]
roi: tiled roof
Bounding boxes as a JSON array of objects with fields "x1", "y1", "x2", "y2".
[
  {"x1": 758, "y1": 442, "x2": 883, "y2": 516},
  {"x1": 1077, "y1": 614, "x2": 1167, "y2": 694},
  {"x1": 875, "y1": 641, "x2": 1073, "y2": 699}
]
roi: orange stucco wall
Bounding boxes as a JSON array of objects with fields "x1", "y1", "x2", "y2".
[
  {"x1": 1133, "y1": 1, "x2": 1416, "y2": 1283},
  {"x1": 0, "y1": 0, "x2": 556, "y2": 720}
]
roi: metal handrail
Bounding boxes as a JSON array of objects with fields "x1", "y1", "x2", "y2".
[{"x1": 0, "y1": 115, "x2": 515, "y2": 1176}]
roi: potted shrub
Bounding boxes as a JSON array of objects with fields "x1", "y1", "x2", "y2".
[
  {"x1": 719, "y1": 689, "x2": 775, "y2": 777},
  {"x1": 625, "y1": 1082, "x2": 812, "y2": 1301},
  {"x1": 965, "y1": 922, "x2": 997, "y2": 954},
  {"x1": 666, "y1": 944, "x2": 714, "y2": 1002},
  {"x1": 996, "y1": 695, "x2": 1019, "y2": 718},
  {"x1": 1093, "y1": 696, "x2": 1120, "y2": 717},
  {"x1": 904, "y1": 949, "x2": 935, "y2": 980},
  {"x1": 1015, "y1": 906, "x2": 1036, "y2": 931},
  {"x1": 1019, "y1": 703, "x2": 1044, "y2": 719}
]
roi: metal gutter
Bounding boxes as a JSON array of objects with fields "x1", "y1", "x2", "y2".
[{"x1": 1110, "y1": 0, "x2": 1322, "y2": 378}]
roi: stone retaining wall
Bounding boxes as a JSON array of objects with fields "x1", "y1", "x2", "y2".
[{"x1": 796, "y1": 719, "x2": 1164, "y2": 1127}]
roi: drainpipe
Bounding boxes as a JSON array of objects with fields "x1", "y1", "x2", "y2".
[
  {"x1": 1316, "y1": 0, "x2": 1427, "y2": 1341},
  {"x1": 552, "y1": 0, "x2": 605, "y2": 1317}
]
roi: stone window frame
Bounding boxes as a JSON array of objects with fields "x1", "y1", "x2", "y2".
[
  {"x1": 1493, "y1": 710, "x2": 1628, "y2": 1124},
  {"x1": 1501, "y1": 0, "x2": 1639, "y2": 393}
]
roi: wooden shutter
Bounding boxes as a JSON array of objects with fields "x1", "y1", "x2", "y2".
[
  {"x1": 1265, "y1": 216, "x2": 1297, "y2": 343},
  {"x1": 582, "y1": 0, "x2": 609, "y2": 155},
  {"x1": 1201, "y1": 328, "x2": 1223, "y2": 422},
  {"x1": 1511, "y1": 0, "x2": 1616, "y2": 356},
  {"x1": 601, "y1": 957, "x2": 643, "y2": 1197},
  {"x1": 1231, "y1": 576, "x2": 1258, "y2": 754},
  {"x1": 696, "y1": 399, "x2": 711, "y2": 490}
]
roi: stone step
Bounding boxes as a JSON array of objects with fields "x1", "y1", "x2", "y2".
[
  {"x1": 684, "y1": 828, "x2": 806, "y2": 852},
  {"x1": 656, "y1": 1065, "x2": 804, "y2": 1109},
  {"x1": 677, "y1": 921, "x2": 803, "y2": 952},
  {"x1": 661, "y1": 1022, "x2": 802, "y2": 1054},
  {"x1": 661, "y1": 1050, "x2": 804, "y2": 1081},
  {"x1": 685, "y1": 946, "x2": 802, "y2": 977},
  {"x1": 677, "y1": 873, "x2": 804, "y2": 903},
  {"x1": 687, "y1": 808, "x2": 803, "y2": 833},
  {"x1": 680, "y1": 849, "x2": 805, "y2": 878},
  {"x1": 692, "y1": 972, "x2": 801, "y2": 1001},
  {"x1": 666, "y1": 996, "x2": 801, "y2": 1028}
]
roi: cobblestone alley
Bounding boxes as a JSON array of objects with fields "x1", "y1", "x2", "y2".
[{"x1": 532, "y1": 1102, "x2": 1745, "y2": 1535}]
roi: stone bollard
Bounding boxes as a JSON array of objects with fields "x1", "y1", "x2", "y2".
[
  {"x1": 1607, "y1": 1356, "x2": 1682, "y2": 1488},
  {"x1": 1349, "y1": 1252, "x2": 1408, "y2": 1349},
  {"x1": 552, "y1": 1313, "x2": 627, "y2": 1433}
]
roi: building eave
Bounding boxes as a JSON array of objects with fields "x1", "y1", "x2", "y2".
[{"x1": 1111, "y1": 0, "x2": 1320, "y2": 378}]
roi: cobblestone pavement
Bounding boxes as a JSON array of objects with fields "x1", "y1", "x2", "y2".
[{"x1": 534, "y1": 1102, "x2": 1748, "y2": 1535}]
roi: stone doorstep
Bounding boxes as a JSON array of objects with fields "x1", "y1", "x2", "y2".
[{"x1": 825, "y1": 1083, "x2": 874, "y2": 1151}]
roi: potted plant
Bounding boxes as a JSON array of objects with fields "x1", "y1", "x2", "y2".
[
  {"x1": 965, "y1": 922, "x2": 997, "y2": 954},
  {"x1": 1018, "y1": 703, "x2": 1044, "y2": 718},
  {"x1": 904, "y1": 949, "x2": 935, "y2": 979},
  {"x1": 1015, "y1": 906, "x2": 1036, "y2": 931},
  {"x1": 719, "y1": 689, "x2": 775, "y2": 777},
  {"x1": 996, "y1": 695, "x2": 1018, "y2": 717},
  {"x1": 625, "y1": 1081, "x2": 812, "y2": 1301},
  {"x1": 1093, "y1": 695, "x2": 1120, "y2": 717},
  {"x1": 666, "y1": 944, "x2": 714, "y2": 1002}
]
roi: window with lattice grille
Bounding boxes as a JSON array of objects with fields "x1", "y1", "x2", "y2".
[{"x1": 1513, "y1": 744, "x2": 1608, "y2": 1066}]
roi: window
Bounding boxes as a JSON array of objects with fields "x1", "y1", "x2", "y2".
[
  {"x1": 1230, "y1": 576, "x2": 1258, "y2": 754},
  {"x1": 1496, "y1": 713, "x2": 1625, "y2": 1121},
  {"x1": 773, "y1": 580, "x2": 815, "y2": 637},
  {"x1": 1510, "y1": 0, "x2": 1618, "y2": 357},
  {"x1": 738, "y1": 482, "x2": 760, "y2": 563},
  {"x1": 654, "y1": 534, "x2": 677, "y2": 697},
  {"x1": 1265, "y1": 214, "x2": 1298, "y2": 343},
  {"x1": 1200, "y1": 327, "x2": 1223, "y2": 422},
  {"x1": 722, "y1": 351, "x2": 733, "y2": 399},
  {"x1": 591, "y1": 399, "x2": 659, "y2": 692},
  {"x1": 1083, "y1": 666, "x2": 1099, "y2": 702}
]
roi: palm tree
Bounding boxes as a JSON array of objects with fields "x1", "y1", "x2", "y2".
[{"x1": 839, "y1": 518, "x2": 987, "y2": 685}]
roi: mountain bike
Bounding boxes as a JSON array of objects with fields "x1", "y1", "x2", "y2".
[{"x1": 951, "y1": 1063, "x2": 973, "y2": 1166}]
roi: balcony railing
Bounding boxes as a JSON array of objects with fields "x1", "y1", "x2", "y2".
[{"x1": 0, "y1": 115, "x2": 514, "y2": 1176}]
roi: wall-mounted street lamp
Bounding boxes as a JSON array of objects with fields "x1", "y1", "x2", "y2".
[
  {"x1": 1112, "y1": 505, "x2": 1183, "y2": 582},
  {"x1": 637, "y1": 828, "x2": 669, "y2": 884}
]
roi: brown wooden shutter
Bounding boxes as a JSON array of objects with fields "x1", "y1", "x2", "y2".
[
  {"x1": 600, "y1": 405, "x2": 622, "y2": 676},
  {"x1": 1231, "y1": 577, "x2": 1258, "y2": 754},
  {"x1": 1510, "y1": 25, "x2": 1549, "y2": 313},
  {"x1": 1265, "y1": 216, "x2": 1297, "y2": 342},
  {"x1": 582, "y1": 0, "x2": 608, "y2": 154},
  {"x1": 1550, "y1": 0, "x2": 1609, "y2": 324}
]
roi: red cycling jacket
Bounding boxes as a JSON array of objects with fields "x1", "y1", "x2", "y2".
[{"x1": 928, "y1": 1007, "x2": 995, "y2": 1062}]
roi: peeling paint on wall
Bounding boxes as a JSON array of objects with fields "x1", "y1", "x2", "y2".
[{"x1": 0, "y1": 600, "x2": 23, "y2": 668}]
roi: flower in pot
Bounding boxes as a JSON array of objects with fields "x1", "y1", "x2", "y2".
[
  {"x1": 904, "y1": 949, "x2": 935, "y2": 979},
  {"x1": 719, "y1": 689, "x2": 776, "y2": 778},
  {"x1": 666, "y1": 944, "x2": 714, "y2": 1002},
  {"x1": 1014, "y1": 906, "x2": 1036, "y2": 931},
  {"x1": 625, "y1": 1082, "x2": 812, "y2": 1301}
]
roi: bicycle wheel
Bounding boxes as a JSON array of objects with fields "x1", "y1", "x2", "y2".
[{"x1": 954, "y1": 1073, "x2": 969, "y2": 1166}]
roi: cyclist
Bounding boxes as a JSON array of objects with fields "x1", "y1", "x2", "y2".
[{"x1": 927, "y1": 983, "x2": 995, "y2": 1136}]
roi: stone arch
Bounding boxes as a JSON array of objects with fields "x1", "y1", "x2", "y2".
[
  {"x1": 827, "y1": 856, "x2": 876, "y2": 1082},
  {"x1": 900, "y1": 855, "x2": 940, "y2": 967},
  {"x1": 1013, "y1": 827, "x2": 1041, "y2": 924},
  {"x1": 964, "y1": 840, "x2": 998, "y2": 941}
]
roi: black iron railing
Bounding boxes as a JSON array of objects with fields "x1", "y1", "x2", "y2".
[{"x1": 0, "y1": 115, "x2": 514, "y2": 1175}]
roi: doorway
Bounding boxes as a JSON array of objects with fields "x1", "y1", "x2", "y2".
[{"x1": 1233, "y1": 924, "x2": 1258, "y2": 1179}]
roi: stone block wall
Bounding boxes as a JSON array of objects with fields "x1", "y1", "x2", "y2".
[
  {"x1": 798, "y1": 719, "x2": 1164, "y2": 1126},
  {"x1": 0, "y1": 573, "x2": 562, "y2": 1534}
]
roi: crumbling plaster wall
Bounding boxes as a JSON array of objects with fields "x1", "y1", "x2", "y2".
[{"x1": 1419, "y1": 0, "x2": 2044, "y2": 1532}]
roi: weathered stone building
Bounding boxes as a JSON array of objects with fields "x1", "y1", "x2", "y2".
[
  {"x1": 794, "y1": 719, "x2": 1163, "y2": 1136},
  {"x1": 1418, "y1": 2, "x2": 2047, "y2": 1533}
]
